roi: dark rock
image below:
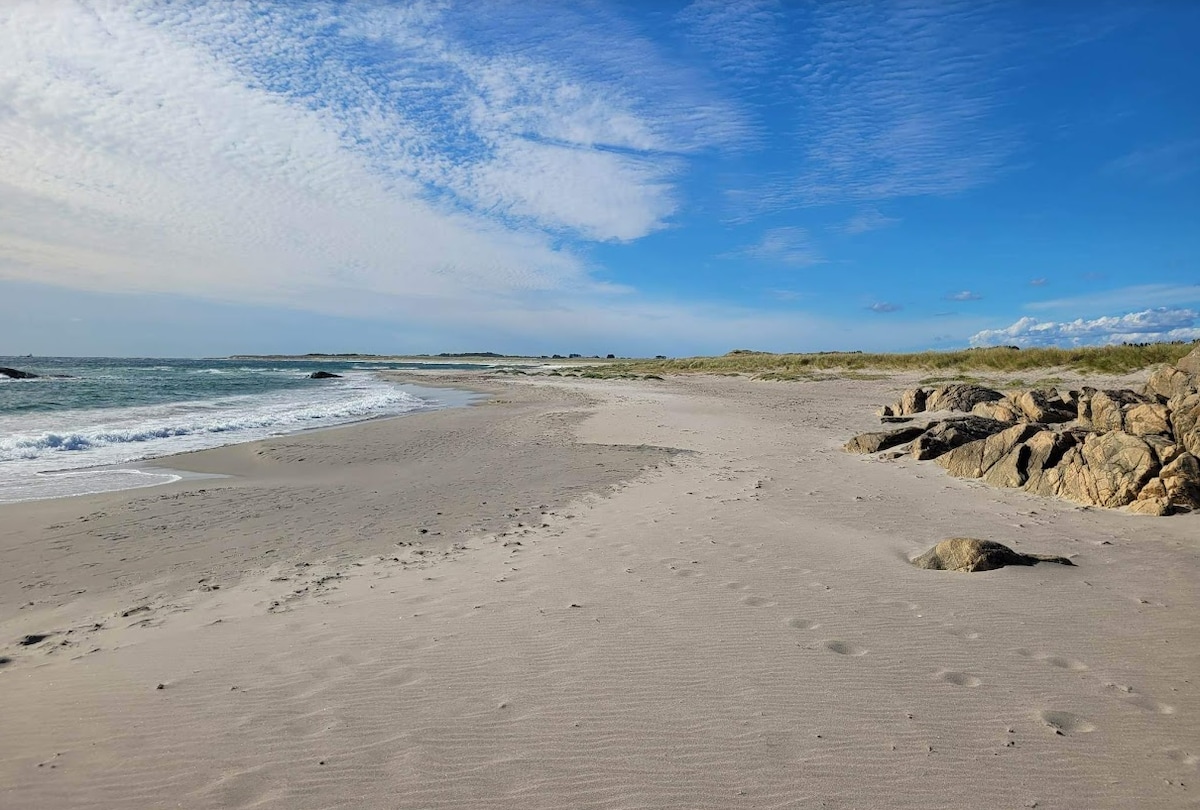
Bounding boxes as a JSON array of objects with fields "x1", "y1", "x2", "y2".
[
  {"x1": 0, "y1": 367, "x2": 39, "y2": 379},
  {"x1": 309, "y1": 371, "x2": 343, "y2": 379},
  {"x1": 843, "y1": 426, "x2": 928, "y2": 454},
  {"x1": 924, "y1": 384, "x2": 1004, "y2": 413},
  {"x1": 18, "y1": 634, "x2": 49, "y2": 646},
  {"x1": 880, "y1": 416, "x2": 914, "y2": 423},
  {"x1": 911, "y1": 417, "x2": 1010, "y2": 461},
  {"x1": 911, "y1": 538, "x2": 1074, "y2": 572}
]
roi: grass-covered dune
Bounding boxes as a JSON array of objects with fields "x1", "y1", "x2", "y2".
[{"x1": 562, "y1": 342, "x2": 1199, "y2": 381}]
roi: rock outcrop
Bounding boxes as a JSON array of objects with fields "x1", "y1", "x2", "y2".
[
  {"x1": 309, "y1": 371, "x2": 343, "y2": 379},
  {"x1": 847, "y1": 346, "x2": 1200, "y2": 515},
  {"x1": 842, "y1": 426, "x2": 926, "y2": 455},
  {"x1": 0, "y1": 367, "x2": 38, "y2": 379},
  {"x1": 911, "y1": 538, "x2": 1073, "y2": 572}
]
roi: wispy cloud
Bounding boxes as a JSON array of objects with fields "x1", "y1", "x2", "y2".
[
  {"x1": 0, "y1": 1, "x2": 748, "y2": 316},
  {"x1": 729, "y1": 227, "x2": 823, "y2": 267},
  {"x1": 838, "y1": 208, "x2": 899, "y2": 235},
  {"x1": 1026, "y1": 284, "x2": 1200, "y2": 313},
  {"x1": 947, "y1": 290, "x2": 983, "y2": 301},
  {"x1": 676, "y1": 0, "x2": 786, "y2": 82},
  {"x1": 869, "y1": 302, "x2": 902, "y2": 313},
  {"x1": 1029, "y1": 278, "x2": 1048, "y2": 286},
  {"x1": 970, "y1": 308, "x2": 1200, "y2": 348},
  {"x1": 1103, "y1": 139, "x2": 1200, "y2": 184},
  {"x1": 729, "y1": 0, "x2": 1021, "y2": 216}
]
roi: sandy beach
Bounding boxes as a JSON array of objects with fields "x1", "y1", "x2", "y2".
[{"x1": 1, "y1": 370, "x2": 1197, "y2": 809}]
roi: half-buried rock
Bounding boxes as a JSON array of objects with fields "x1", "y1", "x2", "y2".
[{"x1": 911, "y1": 538, "x2": 1074, "y2": 573}]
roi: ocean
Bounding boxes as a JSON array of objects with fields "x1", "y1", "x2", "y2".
[{"x1": 0, "y1": 357, "x2": 482, "y2": 503}]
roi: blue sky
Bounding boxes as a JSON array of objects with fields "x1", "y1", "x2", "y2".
[{"x1": 1, "y1": 1, "x2": 1197, "y2": 357}]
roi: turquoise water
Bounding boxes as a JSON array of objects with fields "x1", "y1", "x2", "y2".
[{"x1": 0, "y1": 357, "x2": 480, "y2": 502}]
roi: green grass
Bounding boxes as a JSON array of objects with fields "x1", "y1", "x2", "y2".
[{"x1": 556, "y1": 342, "x2": 1196, "y2": 381}]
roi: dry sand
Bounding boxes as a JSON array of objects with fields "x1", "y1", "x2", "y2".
[{"x1": 1, "y1": 371, "x2": 1197, "y2": 809}]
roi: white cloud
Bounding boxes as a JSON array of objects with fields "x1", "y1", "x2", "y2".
[
  {"x1": 869, "y1": 302, "x2": 902, "y2": 313},
  {"x1": 947, "y1": 290, "x2": 983, "y2": 301},
  {"x1": 970, "y1": 308, "x2": 1200, "y2": 348},
  {"x1": 0, "y1": 1, "x2": 747, "y2": 316},
  {"x1": 730, "y1": 227, "x2": 823, "y2": 267}
]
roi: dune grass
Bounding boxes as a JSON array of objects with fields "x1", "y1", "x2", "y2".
[{"x1": 561, "y1": 342, "x2": 1197, "y2": 381}]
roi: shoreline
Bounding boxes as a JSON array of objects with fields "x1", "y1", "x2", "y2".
[
  {"x1": 2, "y1": 370, "x2": 1197, "y2": 809},
  {"x1": 0, "y1": 376, "x2": 483, "y2": 505}
]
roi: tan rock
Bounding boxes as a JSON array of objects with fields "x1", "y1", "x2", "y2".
[
  {"x1": 900, "y1": 388, "x2": 928, "y2": 416},
  {"x1": 936, "y1": 423, "x2": 1037, "y2": 479},
  {"x1": 1169, "y1": 392, "x2": 1200, "y2": 457},
  {"x1": 1022, "y1": 430, "x2": 1086, "y2": 497},
  {"x1": 1160, "y1": 452, "x2": 1200, "y2": 511},
  {"x1": 1176, "y1": 345, "x2": 1200, "y2": 375},
  {"x1": 843, "y1": 425, "x2": 927, "y2": 454},
  {"x1": 971, "y1": 399, "x2": 1021, "y2": 422},
  {"x1": 1142, "y1": 435, "x2": 1185, "y2": 466},
  {"x1": 981, "y1": 445, "x2": 1030, "y2": 489},
  {"x1": 1144, "y1": 366, "x2": 1196, "y2": 401},
  {"x1": 1016, "y1": 389, "x2": 1075, "y2": 423},
  {"x1": 1124, "y1": 403, "x2": 1171, "y2": 437},
  {"x1": 1076, "y1": 432, "x2": 1160, "y2": 507},
  {"x1": 1128, "y1": 497, "x2": 1173, "y2": 516},
  {"x1": 911, "y1": 537, "x2": 1073, "y2": 572}
]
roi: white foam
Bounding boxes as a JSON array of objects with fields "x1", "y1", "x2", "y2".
[{"x1": 0, "y1": 373, "x2": 442, "y2": 501}]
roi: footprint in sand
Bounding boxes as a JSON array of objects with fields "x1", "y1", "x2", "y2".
[
  {"x1": 946, "y1": 626, "x2": 981, "y2": 640},
  {"x1": 937, "y1": 670, "x2": 983, "y2": 687},
  {"x1": 1038, "y1": 710, "x2": 1096, "y2": 735},
  {"x1": 1105, "y1": 684, "x2": 1176, "y2": 715},
  {"x1": 1164, "y1": 749, "x2": 1198, "y2": 768},
  {"x1": 740, "y1": 596, "x2": 775, "y2": 607},
  {"x1": 1015, "y1": 648, "x2": 1088, "y2": 671},
  {"x1": 723, "y1": 581, "x2": 748, "y2": 591},
  {"x1": 785, "y1": 618, "x2": 820, "y2": 630},
  {"x1": 822, "y1": 640, "x2": 867, "y2": 656}
]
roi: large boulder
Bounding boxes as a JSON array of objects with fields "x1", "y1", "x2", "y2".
[
  {"x1": 0, "y1": 367, "x2": 38, "y2": 379},
  {"x1": 843, "y1": 425, "x2": 927, "y2": 454},
  {"x1": 309, "y1": 371, "x2": 343, "y2": 379},
  {"x1": 1078, "y1": 389, "x2": 1147, "y2": 432},
  {"x1": 1015, "y1": 389, "x2": 1075, "y2": 423},
  {"x1": 936, "y1": 423, "x2": 1041, "y2": 480},
  {"x1": 911, "y1": 538, "x2": 1073, "y2": 572},
  {"x1": 1176, "y1": 345, "x2": 1200, "y2": 375},
  {"x1": 1124, "y1": 403, "x2": 1171, "y2": 437},
  {"x1": 925, "y1": 384, "x2": 1004, "y2": 413},
  {"x1": 1169, "y1": 392, "x2": 1200, "y2": 457},
  {"x1": 971, "y1": 398, "x2": 1022, "y2": 422},
  {"x1": 1144, "y1": 366, "x2": 1196, "y2": 401},
  {"x1": 1074, "y1": 432, "x2": 1161, "y2": 507},
  {"x1": 1022, "y1": 429, "x2": 1089, "y2": 498},
  {"x1": 911, "y1": 417, "x2": 1010, "y2": 461}
]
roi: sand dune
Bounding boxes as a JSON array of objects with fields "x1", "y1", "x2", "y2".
[{"x1": 1, "y1": 372, "x2": 1196, "y2": 808}]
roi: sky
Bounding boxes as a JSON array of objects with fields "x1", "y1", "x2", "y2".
[{"x1": 1, "y1": 0, "x2": 1198, "y2": 358}]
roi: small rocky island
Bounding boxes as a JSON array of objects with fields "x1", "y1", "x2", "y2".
[{"x1": 845, "y1": 345, "x2": 1200, "y2": 515}]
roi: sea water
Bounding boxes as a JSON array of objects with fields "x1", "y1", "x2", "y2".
[{"x1": 0, "y1": 357, "x2": 480, "y2": 503}]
